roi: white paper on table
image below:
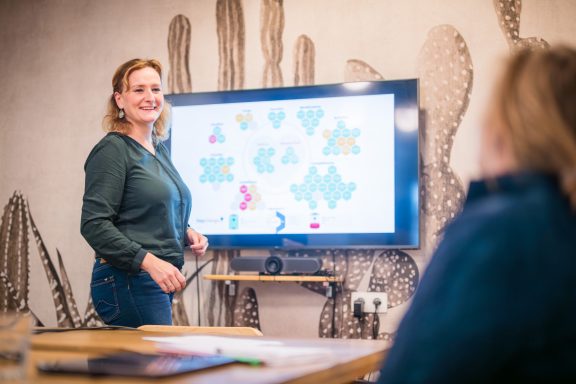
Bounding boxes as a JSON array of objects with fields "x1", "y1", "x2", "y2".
[{"x1": 143, "y1": 335, "x2": 335, "y2": 366}]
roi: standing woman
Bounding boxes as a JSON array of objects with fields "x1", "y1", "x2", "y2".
[{"x1": 81, "y1": 59, "x2": 208, "y2": 327}]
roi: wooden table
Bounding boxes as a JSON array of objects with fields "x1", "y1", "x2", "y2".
[{"x1": 29, "y1": 329, "x2": 389, "y2": 383}]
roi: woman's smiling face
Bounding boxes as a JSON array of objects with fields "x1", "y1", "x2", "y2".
[{"x1": 114, "y1": 66, "x2": 164, "y2": 130}]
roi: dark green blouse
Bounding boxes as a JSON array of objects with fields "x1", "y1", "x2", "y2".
[{"x1": 81, "y1": 132, "x2": 192, "y2": 273}]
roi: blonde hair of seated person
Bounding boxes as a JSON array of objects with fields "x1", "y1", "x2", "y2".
[{"x1": 481, "y1": 46, "x2": 576, "y2": 207}]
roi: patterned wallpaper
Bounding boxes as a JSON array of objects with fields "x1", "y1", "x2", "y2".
[{"x1": 0, "y1": 0, "x2": 556, "y2": 338}]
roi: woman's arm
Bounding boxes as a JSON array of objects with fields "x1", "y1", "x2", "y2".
[
  {"x1": 186, "y1": 228, "x2": 209, "y2": 257},
  {"x1": 80, "y1": 138, "x2": 147, "y2": 273}
]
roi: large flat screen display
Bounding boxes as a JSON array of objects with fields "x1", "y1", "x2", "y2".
[{"x1": 166, "y1": 79, "x2": 419, "y2": 249}]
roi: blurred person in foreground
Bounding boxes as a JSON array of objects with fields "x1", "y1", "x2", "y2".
[{"x1": 378, "y1": 46, "x2": 576, "y2": 383}]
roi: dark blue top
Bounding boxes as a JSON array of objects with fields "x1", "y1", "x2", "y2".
[
  {"x1": 378, "y1": 172, "x2": 576, "y2": 383},
  {"x1": 81, "y1": 133, "x2": 192, "y2": 273}
]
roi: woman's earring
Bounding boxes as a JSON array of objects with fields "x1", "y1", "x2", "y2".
[{"x1": 118, "y1": 109, "x2": 125, "y2": 119}]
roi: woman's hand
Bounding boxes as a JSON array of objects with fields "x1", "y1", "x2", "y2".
[
  {"x1": 187, "y1": 228, "x2": 209, "y2": 257},
  {"x1": 140, "y1": 253, "x2": 186, "y2": 293}
]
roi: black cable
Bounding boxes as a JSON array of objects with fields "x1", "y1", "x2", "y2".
[
  {"x1": 338, "y1": 251, "x2": 346, "y2": 339},
  {"x1": 195, "y1": 252, "x2": 201, "y2": 326},
  {"x1": 372, "y1": 300, "x2": 381, "y2": 340},
  {"x1": 359, "y1": 310, "x2": 365, "y2": 339},
  {"x1": 330, "y1": 249, "x2": 337, "y2": 338}
]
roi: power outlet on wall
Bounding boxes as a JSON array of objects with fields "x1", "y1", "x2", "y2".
[{"x1": 351, "y1": 291, "x2": 388, "y2": 314}]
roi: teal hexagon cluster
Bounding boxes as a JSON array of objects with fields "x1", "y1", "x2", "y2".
[
  {"x1": 290, "y1": 165, "x2": 356, "y2": 210},
  {"x1": 208, "y1": 125, "x2": 225, "y2": 144},
  {"x1": 322, "y1": 120, "x2": 361, "y2": 156},
  {"x1": 297, "y1": 107, "x2": 325, "y2": 136},
  {"x1": 254, "y1": 147, "x2": 276, "y2": 174},
  {"x1": 281, "y1": 146, "x2": 299, "y2": 165},
  {"x1": 268, "y1": 110, "x2": 286, "y2": 129},
  {"x1": 199, "y1": 156, "x2": 235, "y2": 183}
]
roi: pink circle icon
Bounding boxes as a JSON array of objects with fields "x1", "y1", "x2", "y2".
[
  {"x1": 209, "y1": 135, "x2": 217, "y2": 143},
  {"x1": 239, "y1": 201, "x2": 247, "y2": 210},
  {"x1": 244, "y1": 193, "x2": 252, "y2": 202},
  {"x1": 240, "y1": 185, "x2": 248, "y2": 193}
]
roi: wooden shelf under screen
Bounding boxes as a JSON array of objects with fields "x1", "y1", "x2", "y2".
[{"x1": 203, "y1": 274, "x2": 341, "y2": 283}]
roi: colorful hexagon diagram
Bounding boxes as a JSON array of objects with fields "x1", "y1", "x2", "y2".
[
  {"x1": 281, "y1": 146, "x2": 299, "y2": 165},
  {"x1": 290, "y1": 165, "x2": 356, "y2": 210},
  {"x1": 268, "y1": 109, "x2": 286, "y2": 129},
  {"x1": 297, "y1": 106, "x2": 324, "y2": 136},
  {"x1": 208, "y1": 125, "x2": 225, "y2": 144},
  {"x1": 322, "y1": 120, "x2": 361, "y2": 156},
  {"x1": 236, "y1": 112, "x2": 256, "y2": 131},
  {"x1": 253, "y1": 147, "x2": 276, "y2": 174},
  {"x1": 199, "y1": 156, "x2": 235, "y2": 184},
  {"x1": 237, "y1": 184, "x2": 263, "y2": 211}
]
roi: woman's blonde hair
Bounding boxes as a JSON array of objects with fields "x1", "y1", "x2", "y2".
[
  {"x1": 103, "y1": 58, "x2": 170, "y2": 143},
  {"x1": 493, "y1": 45, "x2": 576, "y2": 208}
]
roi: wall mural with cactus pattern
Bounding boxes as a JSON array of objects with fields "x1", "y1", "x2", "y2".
[{"x1": 0, "y1": 0, "x2": 554, "y2": 339}]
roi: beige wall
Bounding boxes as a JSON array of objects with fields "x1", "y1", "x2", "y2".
[{"x1": 1, "y1": 0, "x2": 575, "y2": 334}]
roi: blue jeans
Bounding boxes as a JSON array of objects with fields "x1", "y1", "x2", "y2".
[{"x1": 90, "y1": 259, "x2": 174, "y2": 327}]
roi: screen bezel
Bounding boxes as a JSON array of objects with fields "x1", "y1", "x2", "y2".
[{"x1": 166, "y1": 79, "x2": 420, "y2": 250}]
